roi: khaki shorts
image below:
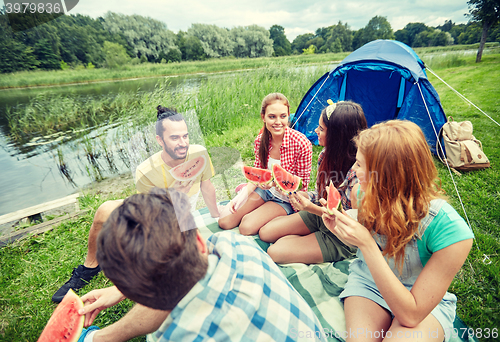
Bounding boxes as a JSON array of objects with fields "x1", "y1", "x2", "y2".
[{"x1": 299, "y1": 210, "x2": 356, "y2": 262}]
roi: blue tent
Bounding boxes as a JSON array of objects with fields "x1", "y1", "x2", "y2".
[{"x1": 292, "y1": 40, "x2": 446, "y2": 154}]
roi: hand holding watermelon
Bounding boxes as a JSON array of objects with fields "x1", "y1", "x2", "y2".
[
  {"x1": 171, "y1": 179, "x2": 195, "y2": 194},
  {"x1": 37, "y1": 289, "x2": 84, "y2": 342},
  {"x1": 79, "y1": 286, "x2": 126, "y2": 327},
  {"x1": 288, "y1": 192, "x2": 312, "y2": 211},
  {"x1": 320, "y1": 198, "x2": 369, "y2": 248}
]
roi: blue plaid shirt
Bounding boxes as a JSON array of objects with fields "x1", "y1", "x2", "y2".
[{"x1": 147, "y1": 231, "x2": 326, "y2": 342}]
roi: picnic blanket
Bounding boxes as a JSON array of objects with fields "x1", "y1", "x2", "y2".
[{"x1": 193, "y1": 205, "x2": 476, "y2": 342}]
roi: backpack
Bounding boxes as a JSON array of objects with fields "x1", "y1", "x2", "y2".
[{"x1": 438, "y1": 117, "x2": 490, "y2": 171}]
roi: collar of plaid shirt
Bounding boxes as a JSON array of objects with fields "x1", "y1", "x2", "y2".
[{"x1": 268, "y1": 126, "x2": 291, "y2": 152}]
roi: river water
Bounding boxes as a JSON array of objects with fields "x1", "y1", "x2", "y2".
[
  {"x1": 0, "y1": 75, "x2": 201, "y2": 217},
  {"x1": 0, "y1": 63, "x2": 338, "y2": 218}
]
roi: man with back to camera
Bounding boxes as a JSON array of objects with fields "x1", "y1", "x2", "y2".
[
  {"x1": 52, "y1": 106, "x2": 219, "y2": 303},
  {"x1": 77, "y1": 188, "x2": 327, "y2": 342}
]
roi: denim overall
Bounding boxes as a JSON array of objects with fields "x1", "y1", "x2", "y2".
[{"x1": 340, "y1": 199, "x2": 457, "y2": 341}]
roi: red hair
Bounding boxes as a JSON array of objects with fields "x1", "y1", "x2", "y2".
[{"x1": 355, "y1": 120, "x2": 444, "y2": 270}]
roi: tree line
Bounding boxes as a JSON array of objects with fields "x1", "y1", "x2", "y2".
[{"x1": 0, "y1": 6, "x2": 499, "y2": 73}]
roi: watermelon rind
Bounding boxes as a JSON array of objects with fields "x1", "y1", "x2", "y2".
[
  {"x1": 169, "y1": 155, "x2": 206, "y2": 181},
  {"x1": 242, "y1": 166, "x2": 273, "y2": 185},
  {"x1": 272, "y1": 164, "x2": 302, "y2": 195},
  {"x1": 37, "y1": 289, "x2": 84, "y2": 342}
]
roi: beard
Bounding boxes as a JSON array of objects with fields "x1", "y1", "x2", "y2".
[{"x1": 163, "y1": 141, "x2": 188, "y2": 160}]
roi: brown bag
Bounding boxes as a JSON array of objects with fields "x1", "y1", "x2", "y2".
[{"x1": 439, "y1": 117, "x2": 490, "y2": 171}]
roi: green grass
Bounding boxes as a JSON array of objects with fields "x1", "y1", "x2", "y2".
[
  {"x1": 0, "y1": 53, "x2": 499, "y2": 341},
  {"x1": 427, "y1": 53, "x2": 500, "y2": 335},
  {"x1": 0, "y1": 52, "x2": 348, "y2": 90}
]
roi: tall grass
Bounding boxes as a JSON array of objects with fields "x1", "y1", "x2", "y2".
[
  {"x1": 0, "y1": 52, "x2": 346, "y2": 89},
  {"x1": 6, "y1": 63, "x2": 329, "y2": 144}
]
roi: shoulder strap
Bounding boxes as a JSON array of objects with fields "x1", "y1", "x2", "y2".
[{"x1": 416, "y1": 199, "x2": 446, "y2": 238}]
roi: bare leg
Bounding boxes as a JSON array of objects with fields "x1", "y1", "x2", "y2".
[
  {"x1": 259, "y1": 213, "x2": 310, "y2": 242},
  {"x1": 267, "y1": 233, "x2": 323, "y2": 264},
  {"x1": 92, "y1": 304, "x2": 169, "y2": 342},
  {"x1": 344, "y1": 296, "x2": 392, "y2": 342},
  {"x1": 385, "y1": 315, "x2": 444, "y2": 342},
  {"x1": 83, "y1": 200, "x2": 123, "y2": 267},
  {"x1": 238, "y1": 202, "x2": 287, "y2": 236},
  {"x1": 218, "y1": 191, "x2": 264, "y2": 230}
]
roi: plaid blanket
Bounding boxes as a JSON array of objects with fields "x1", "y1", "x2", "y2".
[{"x1": 193, "y1": 206, "x2": 476, "y2": 342}]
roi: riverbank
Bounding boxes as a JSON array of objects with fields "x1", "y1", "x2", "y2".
[
  {"x1": 0, "y1": 52, "x2": 348, "y2": 90},
  {"x1": 1, "y1": 42, "x2": 498, "y2": 90}
]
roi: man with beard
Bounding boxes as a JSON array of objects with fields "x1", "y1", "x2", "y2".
[{"x1": 51, "y1": 106, "x2": 219, "y2": 303}]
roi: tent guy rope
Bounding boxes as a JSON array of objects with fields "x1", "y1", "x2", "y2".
[
  {"x1": 417, "y1": 81, "x2": 489, "y2": 266},
  {"x1": 427, "y1": 67, "x2": 500, "y2": 128}
]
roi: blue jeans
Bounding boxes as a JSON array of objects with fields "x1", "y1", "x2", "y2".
[{"x1": 254, "y1": 187, "x2": 294, "y2": 215}]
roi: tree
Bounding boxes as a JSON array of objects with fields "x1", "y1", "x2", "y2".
[
  {"x1": 291, "y1": 33, "x2": 314, "y2": 54},
  {"x1": 183, "y1": 35, "x2": 206, "y2": 60},
  {"x1": 0, "y1": 38, "x2": 39, "y2": 72},
  {"x1": 103, "y1": 41, "x2": 130, "y2": 68},
  {"x1": 165, "y1": 47, "x2": 182, "y2": 63},
  {"x1": 33, "y1": 39, "x2": 60, "y2": 69},
  {"x1": 230, "y1": 25, "x2": 274, "y2": 58},
  {"x1": 270, "y1": 25, "x2": 291, "y2": 56},
  {"x1": 362, "y1": 16, "x2": 395, "y2": 43},
  {"x1": 352, "y1": 28, "x2": 365, "y2": 50},
  {"x1": 188, "y1": 24, "x2": 234, "y2": 58},
  {"x1": 395, "y1": 22, "x2": 428, "y2": 47},
  {"x1": 102, "y1": 12, "x2": 178, "y2": 62},
  {"x1": 321, "y1": 21, "x2": 353, "y2": 52},
  {"x1": 467, "y1": 0, "x2": 500, "y2": 62},
  {"x1": 302, "y1": 45, "x2": 316, "y2": 54}
]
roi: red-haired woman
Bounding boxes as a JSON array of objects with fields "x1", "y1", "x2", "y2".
[
  {"x1": 259, "y1": 101, "x2": 367, "y2": 264},
  {"x1": 218, "y1": 93, "x2": 312, "y2": 235},
  {"x1": 323, "y1": 120, "x2": 473, "y2": 342}
]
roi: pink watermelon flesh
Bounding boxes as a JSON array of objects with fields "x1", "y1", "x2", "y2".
[
  {"x1": 272, "y1": 164, "x2": 302, "y2": 194},
  {"x1": 37, "y1": 289, "x2": 84, "y2": 342},
  {"x1": 170, "y1": 155, "x2": 206, "y2": 181},
  {"x1": 242, "y1": 166, "x2": 273, "y2": 185},
  {"x1": 327, "y1": 181, "x2": 342, "y2": 214}
]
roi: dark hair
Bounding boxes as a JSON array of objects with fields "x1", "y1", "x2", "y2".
[
  {"x1": 258, "y1": 93, "x2": 290, "y2": 169},
  {"x1": 96, "y1": 188, "x2": 207, "y2": 310},
  {"x1": 156, "y1": 105, "x2": 185, "y2": 137},
  {"x1": 317, "y1": 101, "x2": 367, "y2": 199}
]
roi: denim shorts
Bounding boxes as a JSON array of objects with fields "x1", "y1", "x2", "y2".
[{"x1": 254, "y1": 187, "x2": 294, "y2": 215}]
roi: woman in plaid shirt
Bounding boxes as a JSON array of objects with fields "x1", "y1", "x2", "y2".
[
  {"x1": 259, "y1": 101, "x2": 367, "y2": 264},
  {"x1": 218, "y1": 93, "x2": 313, "y2": 235}
]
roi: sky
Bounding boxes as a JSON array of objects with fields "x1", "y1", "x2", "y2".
[{"x1": 7, "y1": 0, "x2": 471, "y2": 41}]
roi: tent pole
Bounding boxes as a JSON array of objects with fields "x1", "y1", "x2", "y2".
[{"x1": 291, "y1": 74, "x2": 331, "y2": 129}]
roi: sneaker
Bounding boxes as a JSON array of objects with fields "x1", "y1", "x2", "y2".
[
  {"x1": 78, "y1": 326, "x2": 100, "y2": 342},
  {"x1": 52, "y1": 265, "x2": 101, "y2": 303}
]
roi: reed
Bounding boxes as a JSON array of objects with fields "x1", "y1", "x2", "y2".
[
  {"x1": 0, "y1": 52, "x2": 346, "y2": 89},
  {"x1": 6, "y1": 63, "x2": 329, "y2": 143}
]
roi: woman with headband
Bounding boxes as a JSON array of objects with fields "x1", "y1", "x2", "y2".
[{"x1": 259, "y1": 100, "x2": 367, "y2": 264}]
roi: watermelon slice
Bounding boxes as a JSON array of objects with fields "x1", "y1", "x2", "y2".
[
  {"x1": 327, "y1": 180, "x2": 343, "y2": 214},
  {"x1": 37, "y1": 289, "x2": 84, "y2": 342},
  {"x1": 169, "y1": 155, "x2": 206, "y2": 181},
  {"x1": 272, "y1": 164, "x2": 302, "y2": 195},
  {"x1": 242, "y1": 166, "x2": 273, "y2": 185}
]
